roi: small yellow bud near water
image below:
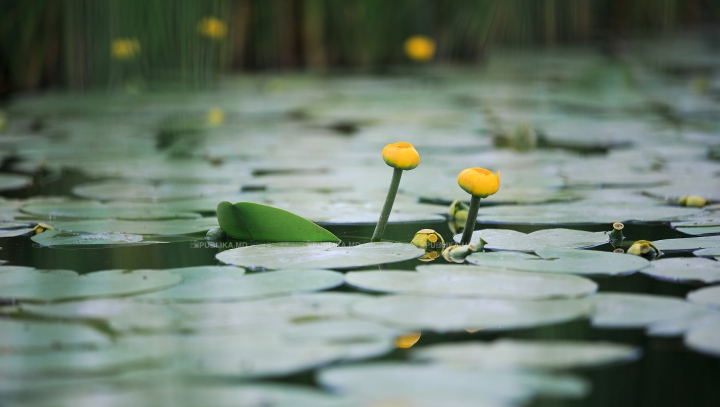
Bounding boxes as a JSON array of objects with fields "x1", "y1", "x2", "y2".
[
  {"x1": 411, "y1": 229, "x2": 445, "y2": 251},
  {"x1": 404, "y1": 36, "x2": 436, "y2": 62},
  {"x1": 381, "y1": 142, "x2": 420, "y2": 170},
  {"x1": 678, "y1": 195, "x2": 706, "y2": 207},
  {"x1": 394, "y1": 332, "x2": 421, "y2": 349},
  {"x1": 207, "y1": 108, "x2": 225, "y2": 126},
  {"x1": 197, "y1": 17, "x2": 227, "y2": 40},
  {"x1": 111, "y1": 38, "x2": 141, "y2": 60},
  {"x1": 627, "y1": 240, "x2": 660, "y2": 260},
  {"x1": 33, "y1": 223, "x2": 54, "y2": 234},
  {"x1": 457, "y1": 167, "x2": 500, "y2": 198}
]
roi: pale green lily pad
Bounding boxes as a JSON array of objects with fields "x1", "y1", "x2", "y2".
[
  {"x1": 0, "y1": 319, "x2": 111, "y2": 352},
  {"x1": 676, "y1": 226, "x2": 720, "y2": 236},
  {"x1": 0, "y1": 269, "x2": 182, "y2": 302},
  {"x1": 351, "y1": 295, "x2": 592, "y2": 332},
  {"x1": 46, "y1": 218, "x2": 218, "y2": 235},
  {"x1": 472, "y1": 202, "x2": 700, "y2": 225},
  {"x1": 654, "y1": 236, "x2": 720, "y2": 252},
  {"x1": 216, "y1": 242, "x2": 424, "y2": 270},
  {"x1": 693, "y1": 248, "x2": 720, "y2": 258},
  {"x1": 647, "y1": 311, "x2": 720, "y2": 337},
  {"x1": 687, "y1": 285, "x2": 720, "y2": 308},
  {"x1": 454, "y1": 228, "x2": 609, "y2": 252},
  {"x1": 32, "y1": 230, "x2": 161, "y2": 247},
  {"x1": 642, "y1": 258, "x2": 720, "y2": 283},
  {"x1": 412, "y1": 339, "x2": 640, "y2": 370},
  {"x1": 73, "y1": 181, "x2": 240, "y2": 202},
  {"x1": 0, "y1": 174, "x2": 32, "y2": 191},
  {"x1": 345, "y1": 265, "x2": 597, "y2": 300},
  {"x1": 0, "y1": 228, "x2": 34, "y2": 237},
  {"x1": 135, "y1": 269, "x2": 343, "y2": 302},
  {"x1": 283, "y1": 318, "x2": 407, "y2": 343},
  {"x1": 685, "y1": 325, "x2": 720, "y2": 358},
  {"x1": 21, "y1": 201, "x2": 200, "y2": 220},
  {"x1": 466, "y1": 248, "x2": 649, "y2": 276},
  {"x1": 318, "y1": 362, "x2": 589, "y2": 407},
  {"x1": 589, "y1": 293, "x2": 709, "y2": 329}
]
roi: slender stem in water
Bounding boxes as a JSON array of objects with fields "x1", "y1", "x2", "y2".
[
  {"x1": 460, "y1": 195, "x2": 481, "y2": 244},
  {"x1": 371, "y1": 168, "x2": 403, "y2": 242}
]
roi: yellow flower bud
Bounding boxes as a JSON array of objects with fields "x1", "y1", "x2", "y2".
[
  {"x1": 207, "y1": 108, "x2": 225, "y2": 126},
  {"x1": 411, "y1": 229, "x2": 445, "y2": 251},
  {"x1": 685, "y1": 195, "x2": 707, "y2": 207},
  {"x1": 395, "y1": 332, "x2": 421, "y2": 349},
  {"x1": 33, "y1": 222, "x2": 54, "y2": 234},
  {"x1": 382, "y1": 142, "x2": 420, "y2": 170},
  {"x1": 404, "y1": 36, "x2": 435, "y2": 62},
  {"x1": 457, "y1": 167, "x2": 500, "y2": 198},
  {"x1": 441, "y1": 244, "x2": 472, "y2": 263},
  {"x1": 627, "y1": 240, "x2": 660, "y2": 260},
  {"x1": 197, "y1": 17, "x2": 227, "y2": 40}
]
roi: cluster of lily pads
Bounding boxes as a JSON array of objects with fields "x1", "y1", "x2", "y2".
[{"x1": 1, "y1": 41, "x2": 720, "y2": 406}]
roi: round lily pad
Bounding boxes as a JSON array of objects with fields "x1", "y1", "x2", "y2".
[
  {"x1": 345, "y1": 265, "x2": 597, "y2": 300},
  {"x1": 455, "y1": 228, "x2": 609, "y2": 252},
  {"x1": 466, "y1": 248, "x2": 649, "y2": 276},
  {"x1": 72, "y1": 181, "x2": 240, "y2": 202},
  {"x1": 687, "y1": 285, "x2": 720, "y2": 308},
  {"x1": 685, "y1": 324, "x2": 720, "y2": 358},
  {"x1": 411, "y1": 339, "x2": 640, "y2": 370},
  {"x1": 32, "y1": 230, "x2": 160, "y2": 247},
  {"x1": 676, "y1": 226, "x2": 720, "y2": 236},
  {"x1": 21, "y1": 201, "x2": 200, "y2": 220},
  {"x1": 0, "y1": 319, "x2": 111, "y2": 352},
  {"x1": 134, "y1": 268, "x2": 343, "y2": 302},
  {"x1": 0, "y1": 269, "x2": 183, "y2": 302},
  {"x1": 0, "y1": 174, "x2": 32, "y2": 192},
  {"x1": 216, "y1": 242, "x2": 424, "y2": 270},
  {"x1": 46, "y1": 218, "x2": 218, "y2": 235},
  {"x1": 654, "y1": 236, "x2": 720, "y2": 252},
  {"x1": 694, "y1": 247, "x2": 720, "y2": 259},
  {"x1": 642, "y1": 258, "x2": 720, "y2": 283},
  {"x1": 589, "y1": 292, "x2": 709, "y2": 329},
  {"x1": 0, "y1": 227, "x2": 35, "y2": 237},
  {"x1": 350, "y1": 295, "x2": 592, "y2": 332},
  {"x1": 283, "y1": 318, "x2": 408, "y2": 343}
]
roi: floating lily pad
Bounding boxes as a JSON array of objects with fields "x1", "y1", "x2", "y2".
[
  {"x1": 32, "y1": 230, "x2": 160, "y2": 247},
  {"x1": 73, "y1": 181, "x2": 240, "y2": 202},
  {"x1": 466, "y1": 248, "x2": 649, "y2": 276},
  {"x1": 685, "y1": 324, "x2": 720, "y2": 358},
  {"x1": 472, "y1": 202, "x2": 699, "y2": 225},
  {"x1": 216, "y1": 242, "x2": 424, "y2": 270},
  {"x1": 642, "y1": 258, "x2": 720, "y2": 283},
  {"x1": 135, "y1": 268, "x2": 343, "y2": 302},
  {"x1": 647, "y1": 311, "x2": 720, "y2": 337},
  {"x1": 0, "y1": 227, "x2": 34, "y2": 237},
  {"x1": 411, "y1": 339, "x2": 640, "y2": 370},
  {"x1": 454, "y1": 228, "x2": 609, "y2": 252},
  {"x1": 589, "y1": 293, "x2": 708, "y2": 329},
  {"x1": 283, "y1": 318, "x2": 408, "y2": 343},
  {"x1": 351, "y1": 295, "x2": 592, "y2": 332},
  {"x1": 217, "y1": 201, "x2": 339, "y2": 242},
  {"x1": 676, "y1": 226, "x2": 720, "y2": 236},
  {"x1": 654, "y1": 236, "x2": 720, "y2": 252},
  {"x1": 0, "y1": 174, "x2": 32, "y2": 191},
  {"x1": 0, "y1": 319, "x2": 111, "y2": 352},
  {"x1": 687, "y1": 285, "x2": 720, "y2": 308},
  {"x1": 0, "y1": 269, "x2": 183, "y2": 302},
  {"x1": 46, "y1": 218, "x2": 218, "y2": 235},
  {"x1": 21, "y1": 201, "x2": 200, "y2": 220},
  {"x1": 345, "y1": 265, "x2": 597, "y2": 300}
]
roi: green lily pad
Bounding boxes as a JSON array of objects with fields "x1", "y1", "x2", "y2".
[
  {"x1": 0, "y1": 319, "x2": 111, "y2": 352},
  {"x1": 589, "y1": 293, "x2": 709, "y2": 329},
  {"x1": 350, "y1": 295, "x2": 592, "y2": 332},
  {"x1": 454, "y1": 228, "x2": 609, "y2": 252},
  {"x1": 345, "y1": 265, "x2": 597, "y2": 300},
  {"x1": 676, "y1": 226, "x2": 720, "y2": 236},
  {"x1": 32, "y1": 230, "x2": 161, "y2": 247},
  {"x1": 466, "y1": 248, "x2": 649, "y2": 276},
  {"x1": 216, "y1": 201, "x2": 339, "y2": 242},
  {"x1": 693, "y1": 248, "x2": 720, "y2": 258},
  {"x1": 45, "y1": 218, "x2": 218, "y2": 235},
  {"x1": 654, "y1": 236, "x2": 720, "y2": 252},
  {"x1": 134, "y1": 268, "x2": 343, "y2": 302},
  {"x1": 687, "y1": 285, "x2": 720, "y2": 308},
  {"x1": 216, "y1": 242, "x2": 424, "y2": 270},
  {"x1": 685, "y1": 325, "x2": 720, "y2": 358},
  {"x1": 0, "y1": 269, "x2": 182, "y2": 302},
  {"x1": 21, "y1": 201, "x2": 201, "y2": 220},
  {"x1": 647, "y1": 311, "x2": 720, "y2": 337},
  {"x1": 73, "y1": 181, "x2": 240, "y2": 202},
  {"x1": 0, "y1": 174, "x2": 32, "y2": 191},
  {"x1": 0, "y1": 227, "x2": 34, "y2": 237},
  {"x1": 411, "y1": 339, "x2": 640, "y2": 370},
  {"x1": 642, "y1": 258, "x2": 720, "y2": 283},
  {"x1": 283, "y1": 318, "x2": 408, "y2": 343}
]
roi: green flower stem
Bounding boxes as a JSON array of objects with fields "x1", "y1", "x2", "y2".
[
  {"x1": 371, "y1": 168, "x2": 403, "y2": 242},
  {"x1": 459, "y1": 195, "x2": 481, "y2": 244}
]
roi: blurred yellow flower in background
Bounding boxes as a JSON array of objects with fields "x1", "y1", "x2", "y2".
[
  {"x1": 111, "y1": 38, "x2": 141, "y2": 60},
  {"x1": 207, "y1": 108, "x2": 225, "y2": 126},
  {"x1": 404, "y1": 35, "x2": 436, "y2": 62},
  {"x1": 198, "y1": 17, "x2": 227, "y2": 40}
]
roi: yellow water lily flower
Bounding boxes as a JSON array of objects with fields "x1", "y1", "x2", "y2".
[
  {"x1": 198, "y1": 17, "x2": 227, "y2": 40},
  {"x1": 207, "y1": 108, "x2": 225, "y2": 126},
  {"x1": 411, "y1": 229, "x2": 445, "y2": 250},
  {"x1": 111, "y1": 38, "x2": 141, "y2": 60},
  {"x1": 382, "y1": 142, "x2": 420, "y2": 170},
  {"x1": 404, "y1": 36, "x2": 436, "y2": 62},
  {"x1": 627, "y1": 240, "x2": 660, "y2": 260},
  {"x1": 458, "y1": 167, "x2": 500, "y2": 198}
]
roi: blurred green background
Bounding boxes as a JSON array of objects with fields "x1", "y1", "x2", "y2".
[{"x1": 1, "y1": 0, "x2": 719, "y2": 95}]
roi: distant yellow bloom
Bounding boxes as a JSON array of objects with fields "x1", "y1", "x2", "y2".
[
  {"x1": 457, "y1": 167, "x2": 500, "y2": 198},
  {"x1": 404, "y1": 36, "x2": 436, "y2": 62},
  {"x1": 394, "y1": 332, "x2": 421, "y2": 349},
  {"x1": 382, "y1": 142, "x2": 420, "y2": 170},
  {"x1": 198, "y1": 17, "x2": 227, "y2": 40},
  {"x1": 207, "y1": 108, "x2": 225, "y2": 126},
  {"x1": 678, "y1": 195, "x2": 706, "y2": 207},
  {"x1": 111, "y1": 38, "x2": 141, "y2": 60}
]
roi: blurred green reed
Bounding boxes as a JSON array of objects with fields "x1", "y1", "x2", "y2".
[{"x1": 0, "y1": 0, "x2": 717, "y2": 92}]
